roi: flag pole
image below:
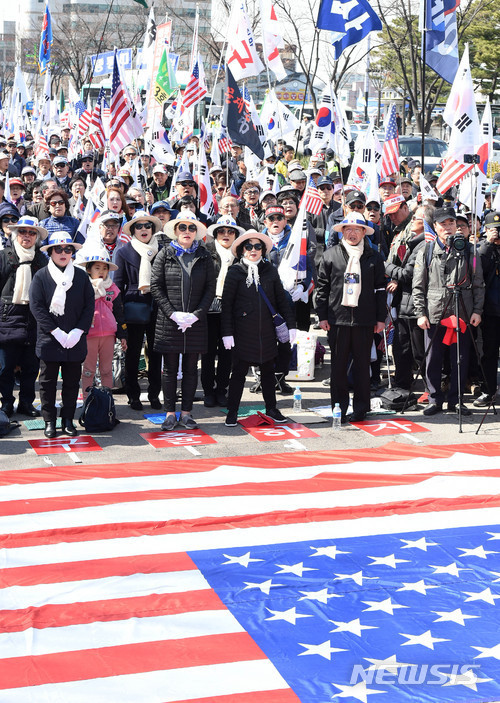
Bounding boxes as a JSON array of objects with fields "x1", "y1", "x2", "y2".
[
  {"x1": 83, "y1": 0, "x2": 116, "y2": 103},
  {"x1": 420, "y1": 0, "x2": 427, "y2": 171},
  {"x1": 294, "y1": 28, "x2": 319, "y2": 155}
]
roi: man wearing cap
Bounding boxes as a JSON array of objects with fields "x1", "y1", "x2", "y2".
[
  {"x1": 168, "y1": 171, "x2": 197, "y2": 209},
  {"x1": 397, "y1": 177, "x2": 413, "y2": 201},
  {"x1": 316, "y1": 212, "x2": 386, "y2": 422},
  {"x1": 9, "y1": 178, "x2": 27, "y2": 216},
  {"x1": 0, "y1": 217, "x2": 48, "y2": 417},
  {"x1": 150, "y1": 202, "x2": 179, "y2": 244},
  {"x1": 74, "y1": 152, "x2": 105, "y2": 184},
  {"x1": 53, "y1": 157, "x2": 72, "y2": 194},
  {"x1": 0, "y1": 150, "x2": 20, "y2": 178},
  {"x1": 326, "y1": 190, "x2": 366, "y2": 248},
  {"x1": 412, "y1": 207, "x2": 484, "y2": 416},
  {"x1": 146, "y1": 164, "x2": 171, "y2": 204},
  {"x1": 379, "y1": 178, "x2": 397, "y2": 203},
  {"x1": 6, "y1": 139, "x2": 23, "y2": 176},
  {"x1": 383, "y1": 194, "x2": 412, "y2": 249},
  {"x1": 0, "y1": 202, "x2": 21, "y2": 249},
  {"x1": 288, "y1": 168, "x2": 307, "y2": 194},
  {"x1": 308, "y1": 176, "x2": 342, "y2": 267},
  {"x1": 474, "y1": 212, "x2": 500, "y2": 407}
]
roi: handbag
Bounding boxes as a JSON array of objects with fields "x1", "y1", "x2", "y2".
[
  {"x1": 123, "y1": 300, "x2": 152, "y2": 325},
  {"x1": 257, "y1": 285, "x2": 290, "y2": 344}
]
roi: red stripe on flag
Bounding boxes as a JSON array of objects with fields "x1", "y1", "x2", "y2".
[
  {"x1": 5, "y1": 491, "x2": 500, "y2": 549},
  {"x1": 170, "y1": 691, "x2": 301, "y2": 703},
  {"x1": 1, "y1": 589, "x2": 226, "y2": 633},
  {"x1": 0, "y1": 551, "x2": 199, "y2": 588},
  {"x1": 0, "y1": 633, "x2": 266, "y2": 690}
]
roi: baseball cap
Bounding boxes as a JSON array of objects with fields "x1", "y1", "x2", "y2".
[
  {"x1": 345, "y1": 190, "x2": 366, "y2": 205},
  {"x1": 484, "y1": 212, "x2": 500, "y2": 228},
  {"x1": 288, "y1": 169, "x2": 306, "y2": 182},
  {"x1": 53, "y1": 156, "x2": 68, "y2": 166},
  {"x1": 317, "y1": 176, "x2": 334, "y2": 188},
  {"x1": 379, "y1": 177, "x2": 397, "y2": 188},
  {"x1": 265, "y1": 205, "x2": 285, "y2": 218},
  {"x1": 384, "y1": 194, "x2": 406, "y2": 214},
  {"x1": 433, "y1": 207, "x2": 457, "y2": 223},
  {"x1": 153, "y1": 164, "x2": 169, "y2": 174}
]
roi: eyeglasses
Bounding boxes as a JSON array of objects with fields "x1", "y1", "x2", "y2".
[
  {"x1": 17, "y1": 229, "x2": 37, "y2": 236},
  {"x1": 52, "y1": 246, "x2": 74, "y2": 254},
  {"x1": 134, "y1": 222, "x2": 153, "y2": 230},
  {"x1": 2, "y1": 216, "x2": 19, "y2": 223},
  {"x1": 128, "y1": 203, "x2": 138, "y2": 209},
  {"x1": 176, "y1": 223, "x2": 197, "y2": 233},
  {"x1": 50, "y1": 200, "x2": 65, "y2": 206},
  {"x1": 267, "y1": 215, "x2": 284, "y2": 222},
  {"x1": 245, "y1": 189, "x2": 259, "y2": 195},
  {"x1": 102, "y1": 221, "x2": 120, "y2": 229},
  {"x1": 366, "y1": 204, "x2": 380, "y2": 212},
  {"x1": 349, "y1": 202, "x2": 365, "y2": 210},
  {"x1": 244, "y1": 242, "x2": 263, "y2": 251},
  {"x1": 318, "y1": 185, "x2": 333, "y2": 191},
  {"x1": 216, "y1": 228, "x2": 236, "y2": 235}
]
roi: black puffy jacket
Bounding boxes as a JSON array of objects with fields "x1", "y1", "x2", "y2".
[
  {"x1": 221, "y1": 259, "x2": 295, "y2": 364},
  {"x1": 151, "y1": 243, "x2": 216, "y2": 354},
  {"x1": 0, "y1": 246, "x2": 47, "y2": 345},
  {"x1": 315, "y1": 239, "x2": 386, "y2": 327}
]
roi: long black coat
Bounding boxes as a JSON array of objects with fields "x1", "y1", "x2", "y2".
[
  {"x1": 29, "y1": 265, "x2": 95, "y2": 362},
  {"x1": 0, "y1": 247, "x2": 47, "y2": 345},
  {"x1": 113, "y1": 242, "x2": 156, "y2": 311},
  {"x1": 221, "y1": 260, "x2": 295, "y2": 364},
  {"x1": 151, "y1": 243, "x2": 216, "y2": 354}
]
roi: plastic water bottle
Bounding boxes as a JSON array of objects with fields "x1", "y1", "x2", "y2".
[
  {"x1": 293, "y1": 387, "x2": 302, "y2": 411},
  {"x1": 332, "y1": 403, "x2": 342, "y2": 431}
]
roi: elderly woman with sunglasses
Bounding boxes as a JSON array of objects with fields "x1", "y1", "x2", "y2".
[
  {"x1": 114, "y1": 211, "x2": 163, "y2": 411},
  {"x1": 151, "y1": 212, "x2": 215, "y2": 431},
  {"x1": 221, "y1": 229, "x2": 295, "y2": 427},
  {"x1": 40, "y1": 188, "x2": 83, "y2": 246},
  {"x1": 0, "y1": 202, "x2": 21, "y2": 249},
  {"x1": 29, "y1": 232, "x2": 94, "y2": 438}
]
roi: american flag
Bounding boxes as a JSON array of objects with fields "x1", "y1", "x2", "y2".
[
  {"x1": 436, "y1": 157, "x2": 473, "y2": 195},
  {"x1": 77, "y1": 100, "x2": 92, "y2": 138},
  {"x1": 34, "y1": 131, "x2": 49, "y2": 158},
  {"x1": 89, "y1": 88, "x2": 106, "y2": 150},
  {"x1": 424, "y1": 219, "x2": 438, "y2": 242},
  {"x1": 380, "y1": 104, "x2": 400, "y2": 178},
  {"x1": 182, "y1": 60, "x2": 207, "y2": 110},
  {"x1": 3, "y1": 444, "x2": 500, "y2": 700},
  {"x1": 119, "y1": 213, "x2": 131, "y2": 243},
  {"x1": 109, "y1": 52, "x2": 137, "y2": 157},
  {"x1": 377, "y1": 313, "x2": 395, "y2": 354},
  {"x1": 218, "y1": 123, "x2": 232, "y2": 155},
  {"x1": 303, "y1": 176, "x2": 324, "y2": 216}
]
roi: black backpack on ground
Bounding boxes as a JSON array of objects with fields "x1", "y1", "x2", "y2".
[
  {"x1": 0, "y1": 409, "x2": 20, "y2": 437},
  {"x1": 79, "y1": 386, "x2": 119, "y2": 432},
  {"x1": 379, "y1": 387, "x2": 418, "y2": 412}
]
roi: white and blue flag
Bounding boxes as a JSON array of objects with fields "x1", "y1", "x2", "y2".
[{"x1": 316, "y1": 0, "x2": 382, "y2": 59}]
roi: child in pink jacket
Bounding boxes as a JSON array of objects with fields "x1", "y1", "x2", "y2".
[{"x1": 79, "y1": 253, "x2": 127, "y2": 398}]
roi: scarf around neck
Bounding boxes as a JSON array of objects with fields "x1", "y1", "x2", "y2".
[
  {"x1": 12, "y1": 240, "x2": 36, "y2": 305},
  {"x1": 47, "y1": 259, "x2": 75, "y2": 316},
  {"x1": 170, "y1": 239, "x2": 199, "y2": 257},
  {"x1": 131, "y1": 235, "x2": 159, "y2": 294},
  {"x1": 341, "y1": 239, "x2": 364, "y2": 308},
  {"x1": 214, "y1": 240, "x2": 235, "y2": 298},
  {"x1": 91, "y1": 275, "x2": 114, "y2": 299},
  {"x1": 241, "y1": 256, "x2": 262, "y2": 288}
]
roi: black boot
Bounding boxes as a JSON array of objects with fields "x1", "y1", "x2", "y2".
[
  {"x1": 44, "y1": 421, "x2": 57, "y2": 439},
  {"x1": 1, "y1": 401, "x2": 14, "y2": 417},
  {"x1": 61, "y1": 419, "x2": 77, "y2": 437}
]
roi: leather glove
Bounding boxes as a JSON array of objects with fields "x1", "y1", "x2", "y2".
[
  {"x1": 289, "y1": 328, "x2": 297, "y2": 346},
  {"x1": 51, "y1": 327, "x2": 68, "y2": 348},
  {"x1": 65, "y1": 328, "x2": 84, "y2": 349},
  {"x1": 222, "y1": 335, "x2": 235, "y2": 350},
  {"x1": 291, "y1": 284, "x2": 304, "y2": 302}
]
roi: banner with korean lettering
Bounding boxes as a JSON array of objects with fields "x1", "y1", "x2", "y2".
[{"x1": 223, "y1": 65, "x2": 264, "y2": 160}]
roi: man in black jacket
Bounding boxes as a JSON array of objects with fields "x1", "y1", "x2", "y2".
[{"x1": 316, "y1": 213, "x2": 386, "y2": 422}]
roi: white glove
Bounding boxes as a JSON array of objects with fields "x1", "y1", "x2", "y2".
[
  {"x1": 183, "y1": 313, "x2": 198, "y2": 325},
  {"x1": 289, "y1": 328, "x2": 297, "y2": 346},
  {"x1": 223, "y1": 335, "x2": 235, "y2": 350},
  {"x1": 170, "y1": 312, "x2": 184, "y2": 325},
  {"x1": 291, "y1": 284, "x2": 304, "y2": 303},
  {"x1": 51, "y1": 327, "x2": 68, "y2": 347},
  {"x1": 65, "y1": 328, "x2": 84, "y2": 349}
]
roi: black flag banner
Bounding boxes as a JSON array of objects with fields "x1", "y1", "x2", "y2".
[{"x1": 223, "y1": 65, "x2": 264, "y2": 160}]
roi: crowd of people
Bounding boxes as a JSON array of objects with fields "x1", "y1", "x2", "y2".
[{"x1": 0, "y1": 127, "x2": 499, "y2": 438}]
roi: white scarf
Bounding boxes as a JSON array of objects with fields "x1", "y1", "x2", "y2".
[
  {"x1": 214, "y1": 240, "x2": 235, "y2": 298},
  {"x1": 91, "y1": 275, "x2": 113, "y2": 299},
  {"x1": 241, "y1": 256, "x2": 262, "y2": 288},
  {"x1": 47, "y1": 259, "x2": 75, "y2": 316},
  {"x1": 131, "y1": 235, "x2": 158, "y2": 294},
  {"x1": 269, "y1": 230, "x2": 286, "y2": 247},
  {"x1": 341, "y1": 239, "x2": 364, "y2": 307},
  {"x1": 12, "y1": 240, "x2": 36, "y2": 305}
]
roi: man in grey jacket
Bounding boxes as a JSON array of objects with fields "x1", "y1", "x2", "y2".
[{"x1": 412, "y1": 207, "x2": 484, "y2": 416}]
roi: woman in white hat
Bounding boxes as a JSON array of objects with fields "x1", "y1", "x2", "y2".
[
  {"x1": 201, "y1": 216, "x2": 244, "y2": 407},
  {"x1": 77, "y1": 250, "x2": 128, "y2": 400},
  {"x1": 151, "y1": 212, "x2": 216, "y2": 431},
  {"x1": 29, "y1": 232, "x2": 95, "y2": 438},
  {"x1": 221, "y1": 229, "x2": 295, "y2": 427},
  {"x1": 114, "y1": 210, "x2": 163, "y2": 411},
  {"x1": 0, "y1": 217, "x2": 48, "y2": 418},
  {"x1": 316, "y1": 213, "x2": 386, "y2": 423}
]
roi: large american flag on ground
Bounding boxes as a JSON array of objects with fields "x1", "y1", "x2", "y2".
[
  {"x1": 380, "y1": 103, "x2": 400, "y2": 178},
  {"x1": 2, "y1": 443, "x2": 500, "y2": 701}
]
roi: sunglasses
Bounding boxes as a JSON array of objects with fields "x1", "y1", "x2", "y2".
[
  {"x1": 349, "y1": 203, "x2": 365, "y2": 210},
  {"x1": 128, "y1": 203, "x2": 138, "y2": 209},
  {"x1": 2, "y1": 216, "x2": 19, "y2": 223},
  {"x1": 319, "y1": 185, "x2": 333, "y2": 191},
  {"x1": 50, "y1": 200, "x2": 65, "y2": 206},
  {"x1": 366, "y1": 204, "x2": 381, "y2": 211},
  {"x1": 244, "y1": 242, "x2": 263, "y2": 251},
  {"x1": 176, "y1": 223, "x2": 197, "y2": 233},
  {"x1": 245, "y1": 189, "x2": 260, "y2": 195},
  {"x1": 134, "y1": 222, "x2": 153, "y2": 230},
  {"x1": 17, "y1": 229, "x2": 37, "y2": 236},
  {"x1": 52, "y1": 246, "x2": 74, "y2": 254},
  {"x1": 216, "y1": 228, "x2": 236, "y2": 235},
  {"x1": 178, "y1": 182, "x2": 194, "y2": 187},
  {"x1": 268, "y1": 214, "x2": 284, "y2": 222}
]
